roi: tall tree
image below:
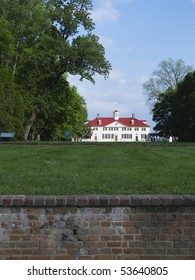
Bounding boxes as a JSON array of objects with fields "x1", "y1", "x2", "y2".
[
  {"x1": 0, "y1": 18, "x2": 25, "y2": 137},
  {"x1": 44, "y1": 0, "x2": 111, "y2": 84},
  {"x1": 152, "y1": 72, "x2": 195, "y2": 141},
  {"x1": 0, "y1": 0, "x2": 49, "y2": 77},
  {"x1": 0, "y1": 0, "x2": 50, "y2": 138},
  {"x1": 32, "y1": 80, "x2": 88, "y2": 141},
  {"x1": 143, "y1": 58, "x2": 193, "y2": 108},
  {"x1": 173, "y1": 72, "x2": 195, "y2": 141},
  {"x1": 152, "y1": 89, "x2": 175, "y2": 137},
  {"x1": 0, "y1": 0, "x2": 111, "y2": 140}
]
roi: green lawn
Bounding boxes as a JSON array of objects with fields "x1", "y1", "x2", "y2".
[{"x1": 0, "y1": 142, "x2": 195, "y2": 195}]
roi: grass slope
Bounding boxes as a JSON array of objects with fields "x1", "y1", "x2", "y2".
[{"x1": 0, "y1": 142, "x2": 195, "y2": 195}]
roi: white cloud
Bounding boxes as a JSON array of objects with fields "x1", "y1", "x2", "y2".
[
  {"x1": 91, "y1": 0, "x2": 120, "y2": 24},
  {"x1": 68, "y1": 71, "x2": 154, "y2": 128},
  {"x1": 91, "y1": 0, "x2": 133, "y2": 24}
]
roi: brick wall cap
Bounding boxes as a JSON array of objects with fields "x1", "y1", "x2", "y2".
[{"x1": 0, "y1": 195, "x2": 195, "y2": 207}]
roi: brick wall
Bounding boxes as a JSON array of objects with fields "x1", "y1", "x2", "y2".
[{"x1": 0, "y1": 195, "x2": 195, "y2": 260}]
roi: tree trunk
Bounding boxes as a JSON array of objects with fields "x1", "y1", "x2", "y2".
[
  {"x1": 13, "y1": 39, "x2": 20, "y2": 78},
  {"x1": 23, "y1": 112, "x2": 37, "y2": 141}
]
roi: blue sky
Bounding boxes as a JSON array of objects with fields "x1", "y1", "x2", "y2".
[{"x1": 69, "y1": 0, "x2": 195, "y2": 130}]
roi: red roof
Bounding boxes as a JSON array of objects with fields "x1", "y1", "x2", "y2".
[{"x1": 88, "y1": 117, "x2": 150, "y2": 127}]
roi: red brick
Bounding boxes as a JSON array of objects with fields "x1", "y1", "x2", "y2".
[
  {"x1": 117, "y1": 255, "x2": 140, "y2": 260},
  {"x1": 0, "y1": 249, "x2": 22, "y2": 255},
  {"x1": 2, "y1": 196, "x2": 13, "y2": 206},
  {"x1": 45, "y1": 196, "x2": 56, "y2": 206},
  {"x1": 76, "y1": 196, "x2": 88, "y2": 206},
  {"x1": 100, "y1": 235, "x2": 111, "y2": 241},
  {"x1": 111, "y1": 235, "x2": 122, "y2": 241},
  {"x1": 107, "y1": 241, "x2": 128, "y2": 247},
  {"x1": 112, "y1": 248, "x2": 123, "y2": 254},
  {"x1": 22, "y1": 249, "x2": 34, "y2": 255},
  {"x1": 124, "y1": 235, "x2": 134, "y2": 241},
  {"x1": 158, "y1": 235, "x2": 169, "y2": 241},
  {"x1": 1, "y1": 195, "x2": 195, "y2": 260},
  {"x1": 123, "y1": 221, "x2": 133, "y2": 227},
  {"x1": 16, "y1": 242, "x2": 39, "y2": 249},
  {"x1": 10, "y1": 235, "x2": 31, "y2": 241},
  {"x1": 66, "y1": 249, "x2": 78, "y2": 255},
  {"x1": 8, "y1": 256, "x2": 28, "y2": 260},
  {"x1": 101, "y1": 222, "x2": 111, "y2": 227},
  {"x1": 85, "y1": 241, "x2": 106, "y2": 248},
  {"x1": 87, "y1": 235, "x2": 100, "y2": 241},
  {"x1": 151, "y1": 241, "x2": 173, "y2": 248}
]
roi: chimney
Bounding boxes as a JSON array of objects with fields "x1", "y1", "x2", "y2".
[{"x1": 131, "y1": 113, "x2": 135, "y2": 125}]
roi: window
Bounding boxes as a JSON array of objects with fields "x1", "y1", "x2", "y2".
[
  {"x1": 122, "y1": 134, "x2": 132, "y2": 139},
  {"x1": 142, "y1": 128, "x2": 146, "y2": 131},
  {"x1": 134, "y1": 128, "x2": 139, "y2": 131},
  {"x1": 102, "y1": 134, "x2": 114, "y2": 139}
]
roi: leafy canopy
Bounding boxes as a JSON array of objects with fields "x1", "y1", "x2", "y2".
[{"x1": 0, "y1": 0, "x2": 111, "y2": 140}]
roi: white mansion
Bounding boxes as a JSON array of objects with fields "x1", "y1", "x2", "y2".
[{"x1": 87, "y1": 109, "x2": 150, "y2": 142}]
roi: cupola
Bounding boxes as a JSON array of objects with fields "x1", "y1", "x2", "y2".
[{"x1": 113, "y1": 104, "x2": 119, "y2": 120}]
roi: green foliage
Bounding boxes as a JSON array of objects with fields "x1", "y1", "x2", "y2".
[
  {"x1": 70, "y1": 34, "x2": 111, "y2": 83},
  {"x1": 0, "y1": 19, "x2": 24, "y2": 137},
  {"x1": 32, "y1": 81, "x2": 88, "y2": 140},
  {"x1": 153, "y1": 71, "x2": 195, "y2": 141},
  {"x1": 152, "y1": 89, "x2": 175, "y2": 137},
  {"x1": 0, "y1": 19, "x2": 14, "y2": 63},
  {"x1": 173, "y1": 72, "x2": 195, "y2": 141},
  {"x1": 0, "y1": 82, "x2": 25, "y2": 138},
  {"x1": 0, "y1": 0, "x2": 111, "y2": 140}
]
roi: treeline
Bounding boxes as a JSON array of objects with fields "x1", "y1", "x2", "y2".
[
  {"x1": 0, "y1": 0, "x2": 111, "y2": 140},
  {"x1": 153, "y1": 72, "x2": 195, "y2": 142},
  {"x1": 143, "y1": 58, "x2": 195, "y2": 142}
]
